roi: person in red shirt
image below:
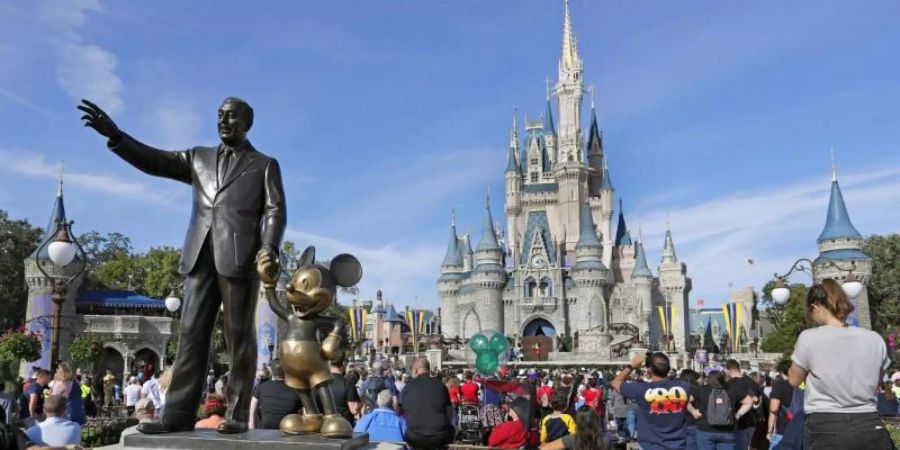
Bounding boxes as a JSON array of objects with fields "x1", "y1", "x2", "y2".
[
  {"x1": 488, "y1": 397, "x2": 531, "y2": 449},
  {"x1": 537, "y1": 377, "x2": 554, "y2": 418},
  {"x1": 446, "y1": 377, "x2": 461, "y2": 406},
  {"x1": 460, "y1": 372, "x2": 480, "y2": 405},
  {"x1": 581, "y1": 377, "x2": 605, "y2": 430}
]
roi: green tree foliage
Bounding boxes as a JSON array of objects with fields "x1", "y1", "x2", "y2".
[
  {"x1": 0, "y1": 329, "x2": 43, "y2": 363},
  {"x1": 864, "y1": 234, "x2": 900, "y2": 333},
  {"x1": 0, "y1": 210, "x2": 43, "y2": 330},
  {"x1": 69, "y1": 335, "x2": 104, "y2": 364},
  {"x1": 78, "y1": 231, "x2": 181, "y2": 298},
  {"x1": 760, "y1": 280, "x2": 809, "y2": 357}
]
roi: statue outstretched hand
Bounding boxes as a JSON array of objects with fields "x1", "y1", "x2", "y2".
[{"x1": 77, "y1": 99, "x2": 120, "y2": 140}]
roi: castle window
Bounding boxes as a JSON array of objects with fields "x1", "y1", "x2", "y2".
[
  {"x1": 531, "y1": 172, "x2": 538, "y2": 182},
  {"x1": 524, "y1": 277, "x2": 537, "y2": 297}
]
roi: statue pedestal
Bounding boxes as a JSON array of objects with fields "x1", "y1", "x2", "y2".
[{"x1": 105, "y1": 430, "x2": 369, "y2": 450}]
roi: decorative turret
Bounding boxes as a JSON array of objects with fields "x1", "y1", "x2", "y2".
[
  {"x1": 555, "y1": 0, "x2": 583, "y2": 164},
  {"x1": 475, "y1": 191, "x2": 505, "y2": 271},
  {"x1": 586, "y1": 98, "x2": 604, "y2": 195},
  {"x1": 614, "y1": 199, "x2": 633, "y2": 246},
  {"x1": 462, "y1": 232, "x2": 474, "y2": 272},
  {"x1": 632, "y1": 239, "x2": 652, "y2": 279},
  {"x1": 440, "y1": 211, "x2": 464, "y2": 271},
  {"x1": 813, "y1": 153, "x2": 872, "y2": 328},
  {"x1": 506, "y1": 112, "x2": 522, "y2": 175},
  {"x1": 661, "y1": 228, "x2": 677, "y2": 265},
  {"x1": 573, "y1": 203, "x2": 605, "y2": 271}
]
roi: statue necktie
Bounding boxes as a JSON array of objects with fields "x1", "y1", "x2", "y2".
[{"x1": 219, "y1": 148, "x2": 233, "y2": 186}]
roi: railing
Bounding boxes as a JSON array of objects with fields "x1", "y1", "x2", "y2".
[
  {"x1": 79, "y1": 315, "x2": 173, "y2": 335},
  {"x1": 520, "y1": 296, "x2": 557, "y2": 307}
]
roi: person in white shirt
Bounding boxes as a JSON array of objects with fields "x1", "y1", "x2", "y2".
[
  {"x1": 26, "y1": 395, "x2": 81, "y2": 447},
  {"x1": 141, "y1": 370, "x2": 162, "y2": 415},
  {"x1": 124, "y1": 377, "x2": 143, "y2": 415}
]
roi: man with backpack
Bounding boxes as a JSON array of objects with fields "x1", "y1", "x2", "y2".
[
  {"x1": 725, "y1": 360, "x2": 762, "y2": 450},
  {"x1": 687, "y1": 370, "x2": 755, "y2": 449}
]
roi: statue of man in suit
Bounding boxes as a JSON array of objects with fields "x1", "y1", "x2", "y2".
[{"x1": 78, "y1": 98, "x2": 286, "y2": 434}]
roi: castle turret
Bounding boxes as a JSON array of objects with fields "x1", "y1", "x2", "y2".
[
  {"x1": 506, "y1": 112, "x2": 523, "y2": 260},
  {"x1": 599, "y1": 162, "x2": 615, "y2": 267},
  {"x1": 657, "y1": 224, "x2": 691, "y2": 352},
  {"x1": 586, "y1": 104, "x2": 604, "y2": 195},
  {"x1": 438, "y1": 211, "x2": 464, "y2": 338},
  {"x1": 571, "y1": 204, "x2": 609, "y2": 331},
  {"x1": 544, "y1": 90, "x2": 558, "y2": 164},
  {"x1": 631, "y1": 238, "x2": 653, "y2": 345},
  {"x1": 814, "y1": 158, "x2": 872, "y2": 328},
  {"x1": 555, "y1": 0, "x2": 583, "y2": 164},
  {"x1": 612, "y1": 198, "x2": 635, "y2": 283},
  {"x1": 24, "y1": 173, "x2": 82, "y2": 376},
  {"x1": 473, "y1": 192, "x2": 507, "y2": 333}
]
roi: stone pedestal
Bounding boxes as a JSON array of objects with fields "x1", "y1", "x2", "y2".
[{"x1": 104, "y1": 430, "x2": 369, "y2": 450}]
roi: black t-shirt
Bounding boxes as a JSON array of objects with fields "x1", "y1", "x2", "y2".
[
  {"x1": 769, "y1": 379, "x2": 793, "y2": 434},
  {"x1": 253, "y1": 380, "x2": 303, "y2": 430},
  {"x1": 316, "y1": 374, "x2": 360, "y2": 425},
  {"x1": 729, "y1": 376, "x2": 761, "y2": 429},
  {"x1": 692, "y1": 384, "x2": 747, "y2": 432},
  {"x1": 399, "y1": 375, "x2": 453, "y2": 435}
]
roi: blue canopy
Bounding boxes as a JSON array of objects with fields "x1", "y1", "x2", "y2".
[{"x1": 77, "y1": 290, "x2": 166, "y2": 309}]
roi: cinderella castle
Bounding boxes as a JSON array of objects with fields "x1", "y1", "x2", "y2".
[{"x1": 438, "y1": 2, "x2": 692, "y2": 355}]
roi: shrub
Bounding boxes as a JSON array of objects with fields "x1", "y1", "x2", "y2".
[{"x1": 0, "y1": 328, "x2": 42, "y2": 363}]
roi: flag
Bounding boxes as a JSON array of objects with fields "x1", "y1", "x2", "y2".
[
  {"x1": 657, "y1": 304, "x2": 675, "y2": 337},
  {"x1": 347, "y1": 307, "x2": 367, "y2": 342},
  {"x1": 746, "y1": 257, "x2": 756, "y2": 266},
  {"x1": 722, "y1": 302, "x2": 743, "y2": 353},
  {"x1": 697, "y1": 299, "x2": 705, "y2": 307}
]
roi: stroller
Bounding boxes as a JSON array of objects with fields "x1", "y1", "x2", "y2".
[{"x1": 456, "y1": 403, "x2": 482, "y2": 445}]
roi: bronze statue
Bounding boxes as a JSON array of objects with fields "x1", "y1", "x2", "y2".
[
  {"x1": 78, "y1": 98, "x2": 286, "y2": 434},
  {"x1": 258, "y1": 246, "x2": 360, "y2": 438}
]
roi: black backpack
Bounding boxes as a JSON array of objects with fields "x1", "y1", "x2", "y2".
[
  {"x1": 364, "y1": 376, "x2": 385, "y2": 410},
  {"x1": 706, "y1": 388, "x2": 735, "y2": 427}
]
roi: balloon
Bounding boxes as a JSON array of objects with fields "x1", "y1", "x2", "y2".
[
  {"x1": 490, "y1": 333, "x2": 508, "y2": 355},
  {"x1": 475, "y1": 352, "x2": 499, "y2": 375},
  {"x1": 469, "y1": 333, "x2": 489, "y2": 352}
]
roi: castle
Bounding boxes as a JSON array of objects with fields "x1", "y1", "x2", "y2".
[{"x1": 438, "y1": 1, "x2": 692, "y2": 356}]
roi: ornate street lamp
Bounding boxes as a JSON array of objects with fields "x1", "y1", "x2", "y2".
[
  {"x1": 771, "y1": 259, "x2": 862, "y2": 305},
  {"x1": 33, "y1": 218, "x2": 87, "y2": 372},
  {"x1": 164, "y1": 283, "x2": 183, "y2": 314}
]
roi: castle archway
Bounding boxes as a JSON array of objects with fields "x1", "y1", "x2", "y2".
[
  {"x1": 99, "y1": 346, "x2": 124, "y2": 384},
  {"x1": 461, "y1": 308, "x2": 481, "y2": 339},
  {"x1": 522, "y1": 317, "x2": 556, "y2": 337}
]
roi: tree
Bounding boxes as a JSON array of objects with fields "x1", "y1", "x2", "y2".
[
  {"x1": 0, "y1": 210, "x2": 43, "y2": 330},
  {"x1": 138, "y1": 247, "x2": 181, "y2": 299},
  {"x1": 864, "y1": 234, "x2": 900, "y2": 333},
  {"x1": 760, "y1": 280, "x2": 809, "y2": 357}
]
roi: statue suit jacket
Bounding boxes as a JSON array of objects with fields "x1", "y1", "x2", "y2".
[{"x1": 109, "y1": 132, "x2": 286, "y2": 278}]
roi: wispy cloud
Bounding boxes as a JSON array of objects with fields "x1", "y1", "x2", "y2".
[
  {"x1": 633, "y1": 167, "x2": 900, "y2": 304},
  {"x1": 0, "y1": 148, "x2": 179, "y2": 207},
  {"x1": 284, "y1": 227, "x2": 443, "y2": 307},
  {"x1": 38, "y1": 1, "x2": 125, "y2": 115},
  {"x1": 0, "y1": 89, "x2": 58, "y2": 118}
]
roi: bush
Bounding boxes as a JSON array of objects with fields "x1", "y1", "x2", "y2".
[
  {"x1": 0, "y1": 328, "x2": 42, "y2": 363},
  {"x1": 81, "y1": 417, "x2": 138, "y2": 447},
  {"x1": 70, "y1": 335, "x2": 104, "y2": 364}
]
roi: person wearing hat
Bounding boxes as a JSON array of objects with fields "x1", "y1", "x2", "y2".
[
  {"x1": 120, "y1": 398, "x2": 157, "y2": 442},
  {"x1": 195, "y1": 395, "x2": 226, "y2": 429}
]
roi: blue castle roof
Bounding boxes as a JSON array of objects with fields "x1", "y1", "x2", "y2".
[
  {"x1": 520, "y1": 210, "x2": 557, "y2": 265},
  {"x1": 441, "y1": 220, "x2": 463, "y2": 267},
  {"x1": 632, "y1": 241, "x2": 652, "y2": 278},
  {"x1": 600, "y1": 164, "x2": 613, "y2": 191},
  {"x1": 614, "y1": 198, "x2": 633, "y2": 246},
  {"x1": 544, "y1": 99, "x2": 556, "y2": 135},
  {"x1": 476, "y1": 197, "x2": 501, "y2": 252},
  {"x1": 817, "y1": 180, "x2": 862, "y2": 242},
  {"x1": 77, "y1": 290, "x2": 165, "y2": 309},
  {"x1": 576, "y1": 204, "x2": 601, "y2": 249},
  {"x1": 29, "y1": 190, "x2": 67, "y2": 261},
  {"x1": 505, "y1": 145, "x2": 520, "y2": 174}
]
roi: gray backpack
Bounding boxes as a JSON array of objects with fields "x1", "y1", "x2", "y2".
[{"x1": 706, "y1": 388, "x2": 734, "y2": 427}]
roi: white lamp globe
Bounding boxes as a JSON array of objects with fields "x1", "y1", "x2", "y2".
[
  {"x1": 842, "y1": 280, "x2": 864, "y2": 299},
  {"x1": 47, "y1": 240, "x2": 77, "y2": 267},
  {"x1": 165, "y1": 295, "x2": 181, "y2": 312},
  {"x1": 772, "y1": 287, "x2": 791, "y2": 305}
]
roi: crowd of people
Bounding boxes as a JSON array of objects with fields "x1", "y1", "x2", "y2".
[{"x1": 0, "y1": 277, "x2": 896, "y2": 450}]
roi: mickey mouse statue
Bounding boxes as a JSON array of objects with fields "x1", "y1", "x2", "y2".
[{"x1": 257, "y1": 245, "x2": 361, "y2": 438}]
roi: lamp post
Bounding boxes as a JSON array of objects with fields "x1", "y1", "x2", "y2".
[
  {"x1": 771, "y1": 259, "x2": 863, "y2": 306},
  {"x1": 33, "y1": 218, "x2": 87, "y2": 373}
]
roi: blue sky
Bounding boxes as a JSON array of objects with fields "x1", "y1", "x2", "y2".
[{"x1": 1, "y1": 0, "x2": 899, "y2": 311}]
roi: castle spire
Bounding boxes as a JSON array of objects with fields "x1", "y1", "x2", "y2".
[
  {"x1": 441, "y1": 210, "x2": 463, "y2": 268},
  {"x1": 576, "y1": 203, "x2": 601, "y2": 249},
  {"x1": 632, "y1": 239, "x2": 652, "y2": 278},
  {"x1": 29, "y1": 165, "x2": 69, "y2": 260},
  {"x1": 506, "y1": 109, "x2": 522, "y2": 174},
  {"x1": 560, "y1": 0, "x2": 581, "y2": 72},
  {"x1": 817, "y1": 154, "x2": 862, "y2": 243},
  {"x1": 662, "y1": 222, "x2": 678, "y2": 264},
  {"x1": 544, "y1": 76, "x2": 556, "y2": 135},
  {"x1": 476, "y1": 188, "x2": 501, "y2": 252},
  {"x1": 614, "y1": 198, "x2": 632, "y2": 246},
  {"x1": 600, "y1": 158, "x2": 614, "y2": 191}
]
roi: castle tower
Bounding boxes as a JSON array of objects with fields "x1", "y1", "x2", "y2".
[
  {"x1": 505, "y1": 113, "x2": 523, "y2": 261},
  {"x1": 586, "y1": 103, "x2": 604, "y2": 196},
  {"x1": 438, "y1": 212, "x2": 464, "y2": 338},
  {"x1": 472, "y1": 192, "x2": 507, "y2": 333},
  {"x1": 658, "y1": 225, "x2": 692, "y2": 352},
  {"x1": 544, "y1": 90, "x2": 558, "y2": 164},
  {"x1": 23, "y1": 174, "x2": 82, "y2": 376},
  {"x1": 599, "y1": 162, "x2": 615, "y2": 267},
  {"x1": 631, "y1": 238, "x2": 653, "y2": 345},
  {"x1": 555, "y1": 0, "x2": 583, "y2": 164},
  {"x1": 462, "y1": 232, "x2": 474, "y2": 272},
  {"x1": 814, "y1": 160, "x2": 872, "y2": 328},
  {"x1": 571, "y1": 204, "x2": 609, "y2": 331},
  {"x1": 612, "y1": 199, "x2": 635, "y2": 282}
]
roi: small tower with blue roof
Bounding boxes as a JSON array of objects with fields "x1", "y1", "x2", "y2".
[{"x1": 814, "y1": 159, "x2": 872, "y2": 328}]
